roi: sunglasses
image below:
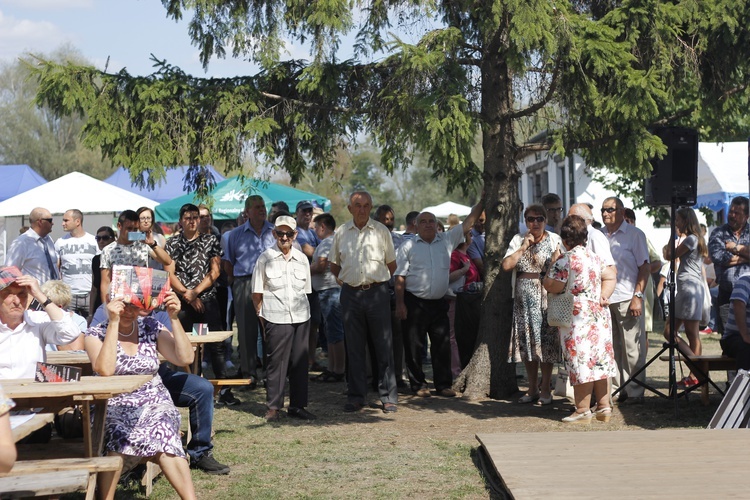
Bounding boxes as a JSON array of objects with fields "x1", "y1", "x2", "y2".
[
  {"x1": 275, "y1": 230, "x2": 295, "y2": 239},
  {"x1": 95, "y1": 235, "x2": 113, "y2": 241},
  {"x1": 601, "y1": 207, "x2": 618, "y2": 214},
  {"x1": 526, "y1": 216, "x2": 545, "y2": 223},
  {"x1": 40, "y1": 218, "x2": 53, "y2": 224}
]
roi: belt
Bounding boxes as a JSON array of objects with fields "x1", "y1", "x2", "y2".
[
  {"x1": 345, "y1": 281, "x2": 386, "y2": 291},
  {"x1": 517, "y1": 272, "x2": 542, "y2": 279}
]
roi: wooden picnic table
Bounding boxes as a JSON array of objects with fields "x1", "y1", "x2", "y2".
[
  {"x1": 10, "y1": 413, "x2": 55, "y2": 442},
  {"x1": 3, "y1": 375, "x2": 152, "y2": 458},
  {"x1": 186, "y1": 331, "x2": 233, "y2": 376}
]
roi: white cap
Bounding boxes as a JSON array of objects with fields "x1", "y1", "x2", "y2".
[{"x1": 274, "y1": 215, "x2": 297, "y2": 231}]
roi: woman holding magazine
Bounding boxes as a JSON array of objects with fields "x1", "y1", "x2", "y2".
[{"x1": 84, "y1": 291, "x2": 196, "y2": 500}]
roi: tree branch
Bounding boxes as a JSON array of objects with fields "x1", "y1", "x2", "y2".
[{"x1": 505, "y1": 60, "x2": 561, "y2": 120}]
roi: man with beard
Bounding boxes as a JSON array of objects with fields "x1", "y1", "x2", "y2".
[{"x1": 709, "y1": 196, "x2": 750, "y2": 333}]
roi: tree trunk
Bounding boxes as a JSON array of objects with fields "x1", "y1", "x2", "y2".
[{"x1": 453, "y1": 19, "x2": 521, "y2": 400}]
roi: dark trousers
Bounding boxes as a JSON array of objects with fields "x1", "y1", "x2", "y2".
[
  {"x1": 341, "y1": 284, "x2": 398, "y2": 405},
  {"x1": 454, "y1": 292, "x2": 481, "y2": 369},
  {"x1": 264, "y1": 321, "x2": 310, "y2": 410},
  {"x1": 159, "y1": 365, "x2": 215, "y2": 461},
  {"x1": 721, "y1": 336, "x2": 750, "y2": 370},
  {"x1": 177, "y1": 295, "x2": 226, "y2": 378},
  {"x1": 402, "y1": 292, "x2": 452, "y2": 391},
  {"x1": 233, "y1": 276, "x2": 262, "y2": 380}
]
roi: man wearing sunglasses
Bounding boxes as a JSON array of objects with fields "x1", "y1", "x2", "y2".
[
  {"x1": 5, "y1": 207, "x2": 59, "y2": 285},
  {"x1": 252, "y1": 216, "x2": 315, "y2": 421},
  {"x1": 601, "y1": 197, "x2": 651, "y2": 405}
]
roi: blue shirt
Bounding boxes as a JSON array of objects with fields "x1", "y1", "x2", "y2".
[
  {"x1": 709, "y1": 223, "x2": 750, "y2": 293},
  {"x1": 222, "y1": 220, "x2": 276, "y2": 276},
  {"x1": 466, "y1": 228, "x2": 485, "y2": 260},
  {"x1": 296, "y1": 227, "x2": 320, "y2": 249}
]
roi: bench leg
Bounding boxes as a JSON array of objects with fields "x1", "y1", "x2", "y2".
[
  {"x1": 701, "y1": 362, "x2": 710, "y2": 406},
  {"x1": 85, "y1": 472, "x2": 97, "y2": 500}
]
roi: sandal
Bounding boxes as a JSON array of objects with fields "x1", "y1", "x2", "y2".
[
  {"x1": 677, "y1": 377, "x2": 700, "y2": 388},
  {"x1": 518, "y1": 393, "x2": 540, "y2": 404},
  {"x1": 594, "y1": 406, "x2": 612, "y2": 422},
  {"x1": 562, "y1": 409, "x2": 592, "y2": 424}
]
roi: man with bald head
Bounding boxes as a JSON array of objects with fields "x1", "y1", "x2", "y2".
[
  {"x1": 5, "y1": 207, "x2": 59, "y2": 284},
  {"x1": 394, "y1": 202, "x2": 483, "y2": 397},
  {"x1": 568, "y1": 203, "x2": 615, "y2": 267}
]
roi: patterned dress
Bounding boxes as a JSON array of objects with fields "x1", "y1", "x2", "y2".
[
  {"x1": 508, "y1": 233, "x2": 561, "y2": 364},
  {"x1": 548, "y1": 246, "x2": 617, "y2": 385},
  {"x1": 85, "y1": 317, "x2": 185, "y2": 458}
]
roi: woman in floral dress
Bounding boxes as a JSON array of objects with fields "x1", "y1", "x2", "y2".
[
  {"x1": 0, "y1": 384, "x2": 16, "y2": 472},
  {"x1": 85, "y1": 292, "x2": 196, "y2": 500},
  {"x1": 544, "y1": 215, "x2": 617, "y2": 424},
  {"x1": 502, "y1": 204, "x2": 562, "y2": 405}
]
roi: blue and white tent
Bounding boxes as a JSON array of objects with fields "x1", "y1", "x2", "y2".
[
  {"x1": 104, "y1": 166, "x2": 226, "y2": 204},
  {"x1": 696, "y1": 142, "x2": 748, "y2": 221},
  {"x1": 0, "y1": 164, "x2": 46, "y2": 202}
]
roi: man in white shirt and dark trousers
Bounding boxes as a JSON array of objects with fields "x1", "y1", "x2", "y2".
[
  {"x1": 394, "y1": 203, "x2": 483, "y2": 397},
  {"x1": 252, "y1": 216, "x2": 315, "y2": 422},
  {"x1": 55, "y1": 209, "x2": 98, "y2": 318},
  {"x1": 601, "y1": 197, "x2": 651, "y2": 404}
]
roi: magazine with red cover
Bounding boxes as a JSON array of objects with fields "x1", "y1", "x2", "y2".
[{"x1": 109, "y1": 265, "x2": 171, "y2": 310}]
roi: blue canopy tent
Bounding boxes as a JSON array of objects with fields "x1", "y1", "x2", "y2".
[
  {"x1": 155, "y1": 176, "x2": 331, "y2": 223},
  {"x1": 695, "y1": 142, "x2": 748, "y2": 223},
  {"x1": 0, "y1": 165, "x2": 46, "y2": 202},
  {"x1": 104, "y1": 166, "x2": 226, "y2": 204}
]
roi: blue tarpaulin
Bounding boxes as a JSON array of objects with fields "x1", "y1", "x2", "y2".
[
  {"x1": 0, "y1": 165, "x2": 46, "y2": 202},
  {"x1": 103, "y1": 166, "x2": 226, "y2": 204}
]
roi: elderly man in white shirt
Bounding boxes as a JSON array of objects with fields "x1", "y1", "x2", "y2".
[
  {"x1": 252, "y1": 216, "x2": 315, "y2": 422},
  {"x1": 394, "y1": 202, "x2": 483, "y2": 398},
  {"x1": 5, "y1": 207, "x2": 59, "y2": 285},
  {"x1": 601, "y1": 197, "x2": 651, "y2": 404},
  {"x1": 0, "y1": 266, "x2": 79, "y2": 379}
]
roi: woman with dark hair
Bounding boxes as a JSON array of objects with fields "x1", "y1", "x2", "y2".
[
  {"x1": 137, "y1": 207, "x2": 167, "y2": 270},
  {"x1": 502, "y1": 204, "x2": 562, "y2": 405},
  {"x1": 544, "y1": 215, "x2": 617, "y2": 423},
  {"x1": 662, "y1": 207, "x2": 708, "y2": 386},
  {"x1": 88, "y1": 225, "x2": 116, "y2": 325}
]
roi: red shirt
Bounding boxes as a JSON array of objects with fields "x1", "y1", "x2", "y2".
[{"x1": 450, "y1": 250, "x2": 480, "y2": 286}]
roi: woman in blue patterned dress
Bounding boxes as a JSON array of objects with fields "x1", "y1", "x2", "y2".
[
  {"x1": 85, "y1": 293, "x2": 196, "y2": 500},
  {"x1": 502, "y1": 204, "x2": 563, "y2": 406},
  {"x1": 544, "y1": 216, "x2": 617, "y2": 424},
  {"x1": 0, "y1": 384, "x2": 16, "y2": 473}
]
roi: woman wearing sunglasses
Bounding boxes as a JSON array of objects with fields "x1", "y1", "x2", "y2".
[{"x1": 502, "y1": 204, "x2": 563, "y2": 405}]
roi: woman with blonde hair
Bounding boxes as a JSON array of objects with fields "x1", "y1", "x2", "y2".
[{"x1": 662, "y1": 207, "x2": 708, "y2": 387}]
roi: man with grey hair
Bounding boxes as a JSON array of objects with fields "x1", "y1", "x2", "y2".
[
  {"x1": 330, "y1": 191, "x2": 399, "y2": 414},
  {"x1": 222, "y1": 195, "x2": 276, "y2": 386},
  {"x1": 6, "y1": 207, "x2": 58, "y2": 284},
  {"x1": 601, "y1": 196, "x2": 651, "y2": 404},
  {"x1": 55, "y1": 209, "x2": 98, "y2": 317}
]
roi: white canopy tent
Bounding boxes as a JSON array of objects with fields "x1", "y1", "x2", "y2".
[
  {"x1": 0, "y1": 172, "x2": 157, "y2": 263},
  {"x1": 421, "y1": 201, "x2": 472, "y2": 218},
  {"x1": 696, "y1": 142, "x2": 749, "y2": 222}
]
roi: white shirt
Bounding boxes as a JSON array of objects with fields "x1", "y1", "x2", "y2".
[
  {"x1": 55, "y1": 232, "x2": 99, "y2": 295},
  {"x1": 587, "y1": 225, "x2": 615, "y2": 266},
  {"x1": 0, "y1": 310, "x2": 80, "y2": 379},
  {"x1": 252, "y1": 245, "x2": 312, "y2": 324},
  {"x1": 5, "y1": 229, "x2": 58, "y2": 284},
  {"x1": 395, "y1": 225, "x2": 464, "y2": 299},
  {"x1": 602, "y1": 221, "x2": 650, "y2": 303},
  {"x1": 329, "y1": 219, "x2": 396, "y2": 287}
]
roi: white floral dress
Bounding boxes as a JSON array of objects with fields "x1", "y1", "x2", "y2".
[{"x1": 548, "y1": 246, "x2": 616, "y2": 385}]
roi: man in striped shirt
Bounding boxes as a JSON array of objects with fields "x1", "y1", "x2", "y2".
[{"x1": 720, "y1": 273, "x2": 750, "y2": 369}]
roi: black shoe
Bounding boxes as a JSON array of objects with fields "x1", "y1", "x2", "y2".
[
  {"x1": 288, "y1": 407, "x2": 317, "y2": 420},
  {"x1": 190, "y1": 452, "x2": 230, "y2": 475},
  {"x1": 218, "y1": 389, "x2": 241, "y2": 406}
]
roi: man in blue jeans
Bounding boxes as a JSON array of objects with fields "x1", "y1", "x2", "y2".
[{"x1": 92, "y1": 305, "x2": 230, "y2": 474}]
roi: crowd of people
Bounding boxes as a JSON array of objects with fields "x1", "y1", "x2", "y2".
[{"x1": 0, "y1": 190, "x2": 747, "y2": 496}]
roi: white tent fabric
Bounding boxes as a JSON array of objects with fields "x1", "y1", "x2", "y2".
[
  {"x1": 0, "y1": 172, "x2": 157, "y2": 216},
  {"x1": 421, "y1": 201, "x2": 472, "y2": 218},
  {"x1": 696, "y1": 142, "x2": 748, "y2": 216}
]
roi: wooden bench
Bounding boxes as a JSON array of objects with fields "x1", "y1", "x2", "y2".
[
  {"x1": 0, "y1": 456, "x2": 123, "y2": 500},
  {"x1": 660, "y1": 354, "x2": 736, "y2": 405},
  {"x1": 208, "y1": 378, "x2": 253, "y2": 397}
]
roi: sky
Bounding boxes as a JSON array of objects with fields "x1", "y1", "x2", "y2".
[{"x1": 0, "y1": 0, "x2": 305, "y2": 77}]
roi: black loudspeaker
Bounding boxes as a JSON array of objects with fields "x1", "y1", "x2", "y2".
[{"x1": 644, "y1": 127, "x2": 699, "y2": 206}]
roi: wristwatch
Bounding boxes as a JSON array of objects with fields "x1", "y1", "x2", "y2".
[
  {"x1": 633, "y1": 291, "x2": 644, "y2": 299},
  {"x1": 41, "y1": 297, "x2": 53, "y2": 308},
  {"x1": 148, "y1": 242, "x2": 158, "y2": 249}
]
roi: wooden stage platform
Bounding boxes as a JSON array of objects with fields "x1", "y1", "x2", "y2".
[{"x1": 477, "y1": 429, "x2": 749, "y2": 499}]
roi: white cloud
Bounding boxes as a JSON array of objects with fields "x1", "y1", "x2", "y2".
[
  {"x1": 0, "y1": 0, "x2": 93, "y2": 10},
  {"x1": 0, "y1": 10, "x2": 72, "y2": 61}
]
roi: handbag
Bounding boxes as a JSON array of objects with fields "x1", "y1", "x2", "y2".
[
  {"x1": 554, "y1": 367, "x2": 575, "y2": 399},
  {"x1": 547, "y1": 272, "x2": 574, "y2": 328}
]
